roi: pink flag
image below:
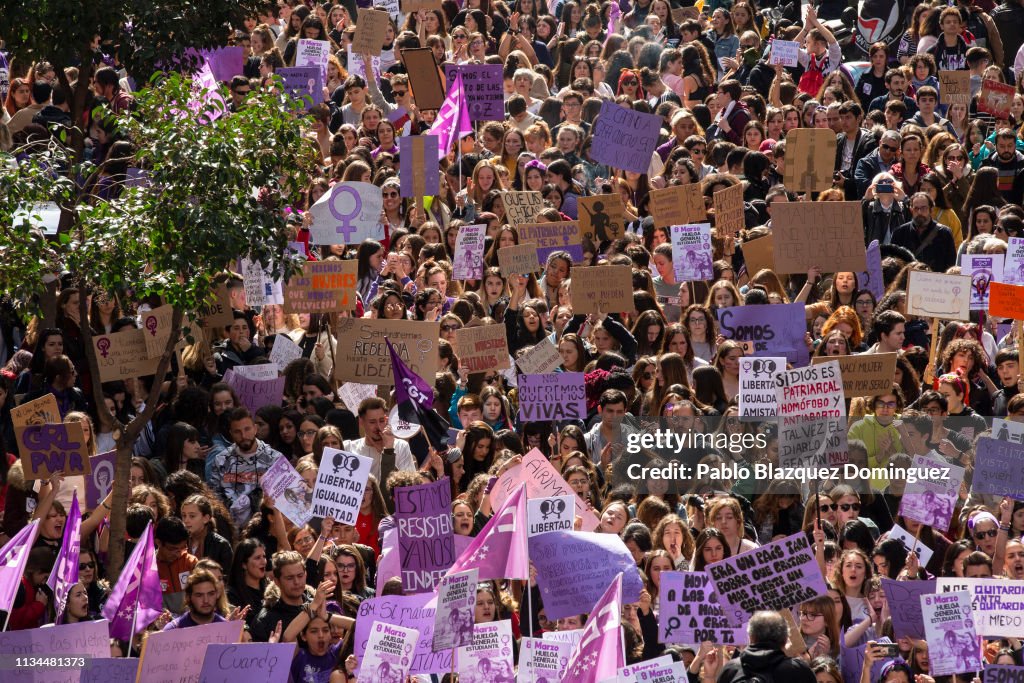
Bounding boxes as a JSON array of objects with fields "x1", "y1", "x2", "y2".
[
  {"x1": 102, "y1": 522, "x2": 163, "y2": 640},
  {"x1": 427, "y1": 71, "x2": 472, "y2": 156},
  {"x1": 561, "y1": 573, "x2": 623, "y2": 683},
  {"x1": 47, "y1": 490, "x2": 82, "y2": 623},
  {"x1": 0, "y1": 519, "x2": 40, "y2": 612},
  {"x1": 446, "y1": 484, "x2": 528, "y2": 580}
]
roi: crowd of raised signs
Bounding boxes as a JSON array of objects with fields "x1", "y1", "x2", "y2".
[{"x1": 8, "y1": 0, "x2": 1024, "y2": 681}]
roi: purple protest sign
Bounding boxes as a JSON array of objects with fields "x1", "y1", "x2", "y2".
[
  {"x1": 922, "y1": 591, "x2": 981, "y2": 676},
  {"x1": 459, "y1": 64, "x2": 505, "y2": 121},
  {"x1": 85, "y1": 450, "x2": 116, "y2": 510},
  {"x1": 659, "y1": 571, "x2": 748, "y2": 646},
  {"x1": 881, "y1": 578, "x2": 934, "y2": 640},
  {"x1": 399, "y1": 135, "x2": 440, "y2": 199},
  {"x1": 717, "y1": 302, "x2": 810, "y2": 367},
  {"x1": 528, "y1": 530, "x2": 643, "y2": 620},
  {"x1": 278, "y1": 66, "x2": 323, "y2": 106},
  {"x1": 518, "y1": 372, "x2": 586, "y2": 422},
  {"x1": 81, "y1": 657, "x2": 140, "y2": 683},
  {"x1": 591, "y1": 100, "x2": 663, "y2": 174},
  {"x1": 986, "y1": 666, "x2": 1024, "y2": 683},
  {"x1": 378, "y1": 527, "x2": 472, "y2": 593},
  {"x1": 201, "y1": 46, "x2": 245, "y2": 83},
  {"x1": 899, "y1": 454, "x2": 963, "y2": 532},
  {"x1": 973, "y1": 437, "x2": 1024, "y2": 498},
  {"x1": 452, "y1": 224, "x2": 486, "y2": 281},
  {"x1": 0, "y1": 619, "x2": 110, "y2": 680},
  {"x1": 858, "y1": 240, "x2": 884, "y2": 300},
  {"x1": 199, "y1": 642, "x2": 295, "y2": 683},
  {"x1": 355, "y1": 593, "x2": 452, "y2": 674},
  {"x1": 671, "y1": 223, "x2": 713, "y2": 282},
  {"x1": 707, "y1": 531, "x2": 827, "y2": 625},
  {"x1": 394, "y1": 477, "x2": 455, "y2": 593},
  {"x1": 224, "y1": 369, "x2": 285, "y2": 414}
]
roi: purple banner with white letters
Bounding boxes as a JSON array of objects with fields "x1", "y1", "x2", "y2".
[
  {"x1": 278, "y1": 66, "x2": 323, "y2": 106},
  {"x1": 355, "y1": 593, "x2": 451, "y2": 674},
  {"x1": 973, "y1": 437, "x2": 1024, "y2": 499},
  {"x1": 394, "y1": 478, "x2": 455, "y2": 594},
  {"x1": 659, "y1": 571, "x2": 748, "y2": 645},
  {"x1": 717, "y1": 302, "x2": 809, "y2": 367}
]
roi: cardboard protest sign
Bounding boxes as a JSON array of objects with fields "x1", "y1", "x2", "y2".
[
  {"x1": 309, "y1": 182, "x2": 384, "y2": 246},
  {"x1": 433, "y1": 569, "x2": 477, "y2": 652},
  {"x1": 334, "y1": 319, "x2": 439, "y2": 385},
  {"x1": 859, "y1": 240, "x2": 885, "y2": 300},
  {"x1": 224, "y1": 369, "x2": 285, "y2": 413},
  {"x1": 717, "y1": 302, "x2": 809, "y2": 367},
  {"x1": 140, "y1": 305, "x2": 175, "y2": 359},
  {"x1": 769, "y1": 40, "x2": 800, "y2": 67},
  {"x1": 402, "y1": 0, "x2": 443, "y2": 12},
  {"x1": 394, "y1": 478, "x2": 455, "y2": 593},
  {"x1": 490, "y1": 448, "x2": 600, "y2": 531},
  {"x1": 528, "y1": 530, "x2": 644, "y2": 620},
  {"x1": 452, "y1": 63, "x2": 504, "y2": 121},
  {"x1": 11, "y1": 394, "x2": 61, "y2": 428},
  {"x1": 503, "y1": 191, "x2": 545, "y2": 226},
  {"x1": 518, "y1": 221, "x2": 583, "y2": 264},
  {"x1": 963, "y1": 253, "x2": 1003, "y2": 311},
  {"x1": 283, "y1": 260, "x2": 357, "y2": 314},
  {"x1": 783, "y1": 128, "x2": 838, "y2": 193},
  {"x1": 742, "y1": 235, "x2": 774, "y2": 277},
  {"x1": 713, "y1": 183, "x2": 745, "y2": 236},
  {"x1": 452, "y1": 224, "x2": 486, "y2": 280},
  {"x1": 527, "y1": 495, "x2": 575, "y2": 536},
  {"x1": 569, "y1": 265, "x2": 634, "y2": 314},
  {"x1": 262, "y1": 456, "x2": 313, "y2": 528},
  {"x1": 520, "y1": 637, "x2": 571, "y2": 682},
  {"x1": 670, "y1": 6, "x2": 700, "y2": 22},
  {"x1": 516, "y1": 338, "x2": 563, "y2": 375},
  {"x1": 591, "y1": 100, "x2": 662, "y2": 174},
  {"x1": 937, "y1": 578, "x2": 1024, "y2": 637},
  {"x1": 357, "y1": 622, "x2": 420, "y2": 683},
  {"x1": 268, "y1": 333, "x2": 303, "y2": 373},
  {"x1": 277, "y1": 66, "x2": 323, "y2": 107},
  {"x1": 199, "y1": 642, "x2": 295, "y2": 683},
  {"x1": 973, "y1": 437, "x2": 1024, "y2": 498},
  {"x1": 578, "y1": 194, "x2": 626, "y2": 242},
  {"x1": 650, "y1": 184, "x2": 705, "y2": 228},
  {"x1": 771, "y1": 202, "x2": 867, "y2": 273},
  {"x1": 498, "y1": 244, "x2": 540, "y2": 276},
  {"x1": 990, "y1": 282, "x2": 1024, "y2": 319},
  {"x1": 93, "y1": 329, "x2": 163, "y2": 382},
  {"x1": 399, "y1": 135, "x2": 440, "y2": 199},
  {"x1": 659, "y1": 571, "x2": 749, "y2": 645},
  {"x1": 881, "y1": 578, "x2": 934, "y2": 640},
  {"x1": 198, "y1": 285, "x2": 233, "y2": 330},
  {"x1": 453, "y1": 324, "x2": 511, "y2": 373},
  {"x1": 707, "y1": 532, "x2": 828, "y2": 625},
  {"x1": 231, "y1": 364, "x2": 278, "y2": 381},
  {"x1": 908, "y1": 270, "x2": 971, "y2": 320},
  {"x1": 137, "y1": 621, "x2": 243, "y2": 683},
  {"x1": 671, "y1": 223, "x2": 714, "y2": 281},
  {"x1": 939, "y1": 70, "x2": 971, "y2": 105},
  {"x1": 921, "y1": 591, "x2": 982, "y2": 675},
  {"x1": 0, "y1": 619, "x2": 111, "y2": 683},
  {"x1": 240, "y1": 257, "x2": 272, "y2": 307},
  {"x1": 16, "y1": 422, "x2": 89, "y2": 480},
  {"x1": 899, "y1": 454, "x2": 963, "y2": 532},
  {"x1": 1004, "y1": 238, "x2": 1024, "y2": 285},
  {"x1": 980, "y1": 79, "x2": 1015, "y2": 119},
  {"x1": 85, "y1": 450, "x2": 117, "y2": 510},
  {"x1": 810, "y1": 352, "x2": 898, "y2": 398},
  {"x1": 311, "y1": 448, "x2": 373, "y2": 523},
  {"x1": 518, "y1": 373, "x2": 586, "y2": 422},
  {"x1": 355, "y1": 593, "x2": 451, "y2": 674},
  {"x1": 353, "y1": 9, "x2": 391, "y2": 55},
  {"x1": 402, "y1": 48, "x2": 445, "y2": 111},
  {"x1": 456, "y1": 621, "x2": 514, "y2": 680},
  {"x1": 738, "y1": 356, "x2": 785, "y2": 418}
]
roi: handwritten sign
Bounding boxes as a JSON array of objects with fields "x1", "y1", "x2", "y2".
[
  {"x1": 141, "y1": 304, "x2": 174, "y2": 359},
  {"x1": 769, "y1": 40, "x2": 800, "y2": 67},
  {"x1": 278, "y1": 66, "x2": 322, "y2": 107},
  {"x1": 518, "y1": 373, "x2": 586, "y2": 422},
  {"x1": 353, "y1": 9, "x2": 391, "y2": 55},
  {"x1": 650, "y1": 184, "x2": 704, "y2": 228},
  {"x1": 198, "y1": 643, "x2": 295, "y2": 683},
  {"x1": 452, "y1": 224, "x2": 486, "y2": 280},
  {"x1": 283, "y1": 260, "x2": 357, "y2": 313},
  {"x1": 337, "y1": 382, "x2": 378, "y2": 413},
  {"x1": 811, "y1": 352, "x2": 898, "y2": 398},
  {"x1": 659, "y1": 571, "x2": 748, "y2": 645},
  {"x1": 309, "y1": 182, "x2": 384, "y2": 246},
  {"x1": 776, "y1": 362, "x2": 847, "y2": 467},
  {"x1": 771, "y1": 202, "x2": 867, "y2": 273},
  {"x1": 11, "y1": 394, "x2": 61, "y2": 428},
  {"x1": 980, "y1": 79, "x2": 1015, "y2": 119},
  {"x1": 223, "y1": 369, "x2": 285, "y2": 414},
  {"x1": 267, "y1": 333, "x2": 303, "y2": 373},
  {"x1": 334, "y1": 319, "x2": 439, "y2": 385},
  {"x1": 516, "y1": 338, "x2": 563, "y2": 375},
  {"x1": 671, "y1": 223, "x2": 713, "y2": 281},
  {"x1": 453, "y1": 64, "x2": 504, "y2": 121},
  {"x1": 713, "y1": 183, "x2": 745, "y2": 236},
  {"x1": 198, "y1": 285, "x2": 234, "y2": 330},
  {"x1": 0, "y1": 619, "x2": 110, "y2": 683},
  {"x1": 355, "y1": 593, "x2": 451, "y2": 674},
  {"x1": 990, "y1": 282, "x2": 1024, "y2": 319},
  {"x1": 16, "y1": 422, "x2": 89, "y2": 480},
  {"x1": 490, "y1": 448, "x2": 600, "y2": 531},
  {"x1": 937, "y1": 578, "x2": 1024, "y2": 637},
  {"x1": 311, "y1": 448, "x2": 373, "y2": 523},
  {"x1": 453, "y1": 324, "x2": 511, "y2": 373},
  {"x1": 394, "y1": 478, "x2": 455, "y2": 593},
  {"x1": 498, "y1": 244, "x2": 541, "y2": 276},
  {"x1": 570, "y1": 265, "x2": 633, "y2": 314},
  {"x1": 973, "y1": 437, "x2": 1024, "y2": 499},
  {"x1": 783, "y1": 128, "x2": 837, "y2": 193},
  {"x1": 518, "y1": 221, "x2": 583, "y2": 264},
  {"x1": 81, "y1": 658, "x2": 140, "y2": 683},
  {"x1": 591, "y1": 100, "x2": 662, "y2": 174},
  {"x1": 137, "y1": 621, "x2": 243, "y2": 683},
  {"x1": 908, "y1": 270, "x2": 971, "y2": 320},
  {"x1": 503, "y1": 191, "x2": 545, "y2": 226},
  {"x1": 742, "y1": 235, "x2": 774, "y2": 276},
  {"x1": 93, "y1": 329, "x2": 163, "y2": 382},
  {"x1": 939, "y1": 70, "x2": 971, "y2": 105},
  {"x1": 718, "y1": 302, "x2": 809, "y2": 367},
  {"x1": 881, "y1": 578, "x2": 934, "y2": 640}
]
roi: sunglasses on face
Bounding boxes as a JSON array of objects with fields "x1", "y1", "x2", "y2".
[
  {"x1": 79, "y1": 562, "x2": 96, "y2": 570},
  {"x1": 819, "y1": 503, "x2": 838, "y2": 512},
  {"x1": 975, "y1": 529, "x2": 998, "y2": 540},
  {"x1": 881, "y1": 144, "x2": 898, "y2": 152},
  {"x1": 441, "y1": 324, "x2": 460, "y2": 332},
  {"x1": 839, "y1": 503, "x2": 860, "y2": 512},
  {"x1": 382, "y1": 191, "x2": 399, "y2": 198},
  {"x1": 484, "y1": 376, "x2": 499, "y2": 383},
  {"x1": 393, "y1": 90, "x2": 408, "y2": 97}
]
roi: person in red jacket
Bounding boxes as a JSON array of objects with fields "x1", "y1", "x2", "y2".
[{"x1": 7, "y1": 547, "x2": 55, "y2": 630}]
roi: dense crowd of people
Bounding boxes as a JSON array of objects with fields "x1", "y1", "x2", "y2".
[{"x1": 5, "y1": 0, "x2": 1024, "y2": 681}]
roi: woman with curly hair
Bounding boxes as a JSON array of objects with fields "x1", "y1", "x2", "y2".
[
  {"x1": 939, "y1": 334, "x2": 994, "y2": 418},
  {"x1": 652, "y1": 513, "x2": 695, "y2": 569},
  {"x1": 821, "y1": 305, "x2": 864, "y2": 349}
]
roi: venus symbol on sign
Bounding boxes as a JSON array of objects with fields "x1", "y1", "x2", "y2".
[
  {"x1": 97, "y1": 338, "x2": 111, "y2": 358},
  {"x1": 331, "y1": 451, "x2": 360, "y2": 475},
  {"x1": 328, "y1": 185, "x2": 363, "y2": 242}
]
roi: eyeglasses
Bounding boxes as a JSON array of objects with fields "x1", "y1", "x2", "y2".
[
  {"x1": 382, "y1": 191, "x2": 399, "y2": 198},
  {"x1": 839, "y1": 503, "x2": 861, "y2": 512},
  {"x1": 740, "y1": 43, "x2": 756, "y2": 49},
  {"x1": 819, "y1": 503, "x2": 838, "y2": 512},
  {"x1": 880, "y1": 144, "x2": 898, "y2": 152},
  {"x1": 875, "y1": 401, "x2": 898, "y2": 409},
  {"x1": 856, "y1": 299, "x2": 873, "y2": 306},
  {"x1": 688, "y1": 316, "x2": 706, "y2": 324},
  {"x1": 441, "y1": 324, "x2": 461, "y2": 332},
  {"x1": 454, "y1": 34, "x2": 468, "y2": 40},
  {"x1": 299, "y1": 429, "x2": 319, "y2": 438},
  {"x1": 975, "y1": 529, "x2": 998, "y2": 540},
  {"x1": 337, "y1": 562, "x2": 357, "y2": 571},
  {"x1": 643, "y1": 372, "x2": 655, "y2": 379},
  {"x1": 484, "y1": 376, "x2": 499, "y2": 383},
  {"x1": 946, "y1": 155, "x2": 964, "y2": 161},
  {"x1": 622, "y1": 79, "x2": 638, "y2": 86},
  {"x1": 691, "y1": 147, "x2": 706, "y2": 154},
  {"x1": 800, "y1": 612, "x2": 822, "y2": 619},
  {"x1": 471, "y1": 40, "x2": 484, "y2": 46},
  {"x1": 79, "y1": 562, "x2": 96, "y2": 570}
]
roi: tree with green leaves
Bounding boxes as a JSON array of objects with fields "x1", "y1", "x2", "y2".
[{"x1": 0, "y1": 73, "x2": 318, "y2": 576}]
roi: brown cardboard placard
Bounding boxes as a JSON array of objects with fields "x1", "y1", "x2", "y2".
[
  {"x1": 141, "y1": 304, "x2": 175, "y2": 359},
  {"x1": 516, "y1": 338, "x2": 563, "y2": 375},
  {"x1": 11, "y1": 394, "x2": 61, "y2": 428},
  {"x1": 908, "y1": 271, "x2": 972, "y2": 321},
  {"x1": 783, "y1": 128, "x2": 838, "y2": 193},
  {"x1": 811, "y1": 352, "x2": 898, "y2": 398},
  {"x1": 334, "y1": 318, "x2": 440, "y2": 385},
  {"x1": 283, "y1": 260, "x2": 358, "y2": 314},
  {"x1": 401, "y1": 48, "x2": 445, "y2": 111},
  {"x1": 17, "y1": 422, "x2": 90, "y2": 480},
  {"x1": 771, "y1": 202, "x2": 867, "y2": 274},
  {"x1": 713, "y1": 183, "x2": 745, "y2": 236},
  {"x1": 401, "y1": 0, "x2": 443, "y2": 12},
  {"x1": 570, "y1": 265, "x2": 634, "y2": 314},
  {"x1": 578, "y1": 194, "x2": 626, "y2": 243},
  {"x1": 650, "y1": 184, "x2": 705, "y2": 228},
  {"x1": 93, "y1": 329, "x2": 164, "y2": 382},
  {"x1": 503, "y1": 191, "x2": 545, "y2": 226},
  {"x1": 498, "y1": 244, "x2": 541, "y2": 276},
  {"x1": 742, "y1": 235, "x2": 775, "y2": 277},
  {"x1": 671, "y1": 6, "x2": 700, "y2": 23},
  {"x1": 938, "y1": 71, "x2": 970, "y2": 105},
  {"x1": 353, "y1": 8, "x2": 391, "y2": 56},
  {"x1": 198, "y1": 284, "x2": 234, "y2": 331},
  {"x1": 453, "y1": 323, "x2": 511, "y2": 373}
]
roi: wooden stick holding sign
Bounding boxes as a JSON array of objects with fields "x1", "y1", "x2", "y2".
[{"x1": 924, "y1": 318, "x2": 940, "y2": 385}]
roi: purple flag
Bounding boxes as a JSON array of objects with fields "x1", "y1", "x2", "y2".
[
  {"x1": 47, "y1": 490, "x2": 81, "y2": 623},
  {"x1": 446, "y1": 484, "x2": 529, "y2": 581},
  {"x1": 394, "y1": 478, "x2": 455, "y2": 593},
  {"x1": 0, "y1": 519, "x2": 40, "y2": 611},
  {"x1": 102, "y1": 522, "x2": 163, "y2": 640},
  {"x1": 426, "y1": 71, "x2": 472, "y2": 155},
  {"x1": 561, "y1": 573, "x2": 623, "y2": 683},
  {"x1": 387, "y1": 337, "x2": 434, "y2": 408}
]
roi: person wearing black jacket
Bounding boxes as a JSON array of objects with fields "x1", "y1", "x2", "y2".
[
  {"x1": 715, "y1": 612, "x2": 818, "y2": 683},
  {"x1": 834, "y1": 101, "x2": 877, "y2": 200},
  {"x1": 861, "y1": 176, "x2": 911, "y2": 246},
  {"x1": 181, "y1": 494, "x2": 234, "y2": 574},
  {"x1": 891, "y1": 194, "x2": 957, "y2": 274},
  {"x1": 213, "y1": 311, "x2": 266, "y2": 375}
]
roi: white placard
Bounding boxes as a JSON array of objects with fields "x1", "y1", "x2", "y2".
[
  {"x1": 268, "y1": 333, "x2": 303, "y2": 372},
  {"x1": 738, "y1": 356, "x2": 785, "y2": 417},
  {"x1": 769, "y1": 40, "x2": 800, "y2": 67},
  {"x1": 527, "y1": 495, "x2": 575, "y2": 536},
  {"x1": 311, "y1": 448, "x2": 373, "y2": 523}
]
